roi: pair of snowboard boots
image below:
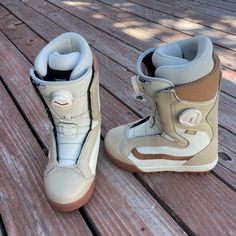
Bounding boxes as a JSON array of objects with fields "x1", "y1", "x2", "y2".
[{"x1": 30, "y1": 33, "x2": 221, "y2": 212}]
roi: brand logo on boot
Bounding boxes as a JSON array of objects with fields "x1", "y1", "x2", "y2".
[{"x1": 51, "y1": 91, "x2": 73, "y2": 108}]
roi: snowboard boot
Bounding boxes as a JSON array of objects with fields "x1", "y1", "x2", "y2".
[
  {"x1": 30, "y1": 32, "x2": 101, "y2": 211},
  {"x1": 104, "y1": 36, "x2": 221, "y2": 173}
]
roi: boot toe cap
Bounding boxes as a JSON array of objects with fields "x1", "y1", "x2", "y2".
[
  {"x1": 104, "y1": 125, "x2": 141, "y2": 172},
  {"x1": 44, "y1": 167, "x2": 95, "y2": 210},
  {"x1": 104, "y1": 125, "x2": 126, "y2": 159}
]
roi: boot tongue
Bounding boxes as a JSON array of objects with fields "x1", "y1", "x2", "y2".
[
  {"x1": 152, "y1": 43, "x2": 189, "y2": 78},
  {"x1": 47, "y1": 51, "x2": 80, "y2": 81}
]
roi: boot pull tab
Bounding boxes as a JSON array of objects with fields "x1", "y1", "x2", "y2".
[
  {"x1": 51, "y1": 91, "x2": 73, "y2": 108},
  {"x1": 131, "y1": 75, "x2": 145, "y2": 101},
  {"x1": 179, "y1": 108, "x2": 202, "y2": 127}
]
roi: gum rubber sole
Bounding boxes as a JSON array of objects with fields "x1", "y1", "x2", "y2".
[
  {"x1": 104, "y1": 144, "x2": 212, "y2": 175},
  {"x1": 47, "y1": 178, "x2": 96, "y2": 212}
]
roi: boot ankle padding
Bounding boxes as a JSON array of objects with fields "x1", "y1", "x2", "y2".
[
  {"x1": 34, "y1": 32, "x2": 93, "y2": 80},
  {"x1": 175, "y1": 55, "x2": 221, "y2": 102}
]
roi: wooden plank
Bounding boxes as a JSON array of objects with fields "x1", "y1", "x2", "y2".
[
  {"x1": 95, "y1": 0, "x2": 236, "y2": 51},
  {"x1": 1, "y1": 6, "x2": 236, "y2": 179},
  {"x1": 0, "y1": 82, "x2": 93, "y2": 235},
  {"x1": 89, "y1": 0, "x2": 236, "y2": 34},
  {"x1": 139, "y1": 171, "x2": 236, "y2": 235},
  {"x1": 0, "y1": 24, "x2": 186, "y2": 236},
  {"x1": 93, "y1": 0, "x2": 236, "y2": 34},
  {"x1": 156, "y1": 0, "x2": 236, "y2": 19},
  {"x1": 150, "y1": 0, "x2": 236, "y2": 33},
  {"x1": 130, "y1": 0, "x2": 236, "y2": 28},
  {"x1": 46, "y1": 0, "x2": 236, "y2": 73},
  {"x1": 0, "y1": 21, "x2": 50, "y2": 146},
  {"x1": 183, "y1": 0, "x2": 236, "y2": 13}
]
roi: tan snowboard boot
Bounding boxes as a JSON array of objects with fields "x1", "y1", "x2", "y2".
[
  {"x1": 104, "y1": 36, "x2": 221, "y2": 173},
  {"x1": 30, "y1": 33, "x2": 101, "y2": 211}
]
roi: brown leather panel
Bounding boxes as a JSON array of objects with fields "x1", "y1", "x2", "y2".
[
  {"x1": 132, "y1": 148, "x2": 192, "y2": 161},
  {"x1": 175, "y1": 54, "x2": 221, "y2": 102}
]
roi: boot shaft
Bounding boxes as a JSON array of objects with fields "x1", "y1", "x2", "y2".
[
  {"x1": 30, "y1": 33, "x2": 101, "y2": 167},
  {"x1": 130, "y1": 36, "x2": 221, "y2": 142}
]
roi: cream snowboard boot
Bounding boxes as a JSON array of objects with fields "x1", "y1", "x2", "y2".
[
  {"x1": 104, "y1": 36, "x2": 221, "y2": 173},
  {"x1": 30, "y1": 33, "x2": 101, "y2": 211}
]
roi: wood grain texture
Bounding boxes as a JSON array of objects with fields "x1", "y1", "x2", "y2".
[
  {"x1": 128, "y1": 0, "x2": 236, "y2": 33},
  {"x1": 96, "y1": 0, "x2": 236, "y2": 51},
  {"x1": 134, "y1": 0, "x2": 236, "y2": 33},
  {"x1": 0, "y1": 14, "x2": 186, "y2": 236},
  {"x1": 0, "y1": 82, "x2": 92, "y2": 235},
  {"x1": 175, "y1": 0, "x2": 236, "y2": 15},
  {"x1": 194, "y1": 0, "x2": 236, "y2": 11},
  {"x1": 134, "y1": 0, "x2": 236, "y2": 20},
  {"x1": 0, "y1": 30, "x2": 50, "y2": 146},
  {"x1": 140, "y1": 171, "x2": 236, "y2": 235}
]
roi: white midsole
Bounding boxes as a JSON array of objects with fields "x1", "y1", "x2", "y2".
[{"x1": 128, "y1": 153, "x2": 218, "y2": 172}]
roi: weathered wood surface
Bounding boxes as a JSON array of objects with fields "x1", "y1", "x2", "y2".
[
  {"x1": 1, "y1": 0, "x2": 236, "y2": 235},
  {"x1": 131, "y1": 0, "x2": 236, "y2": 20},
  {"x1": 95, "y1": 0, "x2": 236, "y2": 51}
]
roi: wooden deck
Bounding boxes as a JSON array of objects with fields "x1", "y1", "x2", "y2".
[{"x1": 0, "y1": 0, "x2": 236, "y2": 235}]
